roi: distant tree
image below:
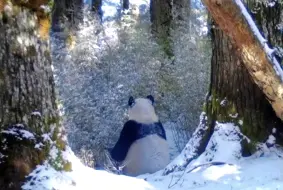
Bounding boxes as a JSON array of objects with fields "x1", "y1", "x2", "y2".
[
  {"x1": 173, "y1": 0, "x2": 190, "y2": 22},
  {"x1": 122, "y1": 0, "x2": 129, "y2": 10},
  {"x1": 0, "y1": 1, "x2": 70, "y2": 189},
  {"x1": 52, "y1": 0, "x2": 84, "y2": 31},
  {"x1": 92, "y1": 0, "x2": 103, "y2": 19},
  {"x1": 66, "y1": 0, "x2": 84, "y2": 23},
  {"x1": 150, "y1": 0, "x2": 173, "y2": 58}
]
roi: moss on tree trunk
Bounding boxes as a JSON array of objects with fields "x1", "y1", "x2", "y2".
[
  {"x1": 203, "y1": 1, "x2": 283, "y2": 156},
  {"x1": 0, "y1": 1, "x2": 70, "y2": 189}
]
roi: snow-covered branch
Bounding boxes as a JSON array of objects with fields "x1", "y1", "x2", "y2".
[
  {"x1": 235, "y1": 0, "x2": 283, "y2": 81},
  {"x1": 202, "y1": 0, "x2": 283, "y2": 121}
]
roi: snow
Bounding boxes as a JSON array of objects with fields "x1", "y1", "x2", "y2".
[
  {"x1": 1, "y1": 127, "x2": 35, "y2": 140},
  {"x1": 117, "y1": 84, "x2": 123, "y2": 89},
  {"x1": 144, "y1": 154, "x2": 283, "y2": 190},
  {"x1": 220, "y1": 98, "x2": 227, "y2": 106},
  {"x1": 39, "y1": 5, "x2": 51, "y2": 13},
  {"x1": 15, "y1": 123, "x2": 25, "y2": 128},
  {"x1": 266, "y1": 135, "x2": 276, "y2": 147},
  {"x1": 50, "y1": 146, "x2": 59, "y2": 160},
  {"x1": 22, "y1": 122, "x2": 283, "y2": 190},
  {"x1": 102, "y1": 0, "x2": 149, "y2": 18},
  {"x1": 163, "y1": 112, "x2": 209, "y2": 174},
  {"x1": 22, "y1": 148, "x2": 156, "y2": 190},
  {"x1": 268, "y1": 1, "x2": 276, "y2": 7},
  {"x1": 31, "y1": 111, "x2": 42, "y2": 117},
  {"x1": 193, "y1": 122, "x2": 243, "y2": 164},
  {"x1": 229, "y1": 113, "x2": 238, "y2": 118},
  {"x1": 35, "y1": 142, "x2": 44, "y2": 150},
  {"x1": 235, "y1": 0, "x2": 283, "y2": 81},
  {"x1": 272, "y1": 128, "x2": 277, "y2": 134},
  {"x1": 42, "y1": 133, "x2": 52, "y2": 142}
]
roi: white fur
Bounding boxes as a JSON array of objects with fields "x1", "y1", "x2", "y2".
[
  {"x1": 128, "y1": 98, "x2": 158, "y2": 124},
  {"x1": 122, "y1": 134, "x2": 170, "y2": 176}
]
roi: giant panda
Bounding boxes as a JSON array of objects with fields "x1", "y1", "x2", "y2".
[{"x1": 110, "y1": 95, "x2": 170, "y2": 176}]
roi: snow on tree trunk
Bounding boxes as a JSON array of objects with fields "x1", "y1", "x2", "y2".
[
  {"x1": 163, "y1": 112, "x2": 212, "y2": 175},
  {"x1": 206, "y1": 20, "x2": 283, "y2": 153},
  {"x1": 0, "y1": 1, "x2": 70, "y2": 189},
  {"x1": 202, "y1": 0, "x2": 283, "y2": 121},
  {"x1": 163, "y1": 0, "x2": 283, "y2": 175}
]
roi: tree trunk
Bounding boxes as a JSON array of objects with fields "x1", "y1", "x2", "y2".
[
  {"x1": 203, "y1": 0, "x2": 283, "y2": 154},
  {"x1": 150, "y1": 0, "x2": 173, "y2": 58},
  {"x1": 122, "y1": 0, "x2": 129, "y2": 10},
  {"x1": 0, "y1": 1, "x2": 70, "y2": 189},
  {"x1": 202, "y1": 0, "x2": 283, "y2": 121},
  {"x1": 163, "y1": 0, "x2": 283, "y2": 176},
  {"x1": 92, "y1": 0, "x2": 103, "y2": 19},
  {"x1": 65, "y1": 0, "x2": 83, "y2": 25},
  {"x1": 52, "y1": 0, "x2": 84, "y2": 31},
  {"x1": 245, "y1": 0, "x2": 283, "y2": 48},
  {"x1": 52, "y1": 0, "x2": 67, "y2": 32},
  {"x1": 173, "y1": 0, "x2": 190, "y2": 21}
]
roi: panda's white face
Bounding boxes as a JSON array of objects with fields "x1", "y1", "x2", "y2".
[{"x1": 128, "y1": 98, "x2": 159, "y2": 124}]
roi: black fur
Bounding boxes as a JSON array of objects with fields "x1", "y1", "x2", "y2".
[
  {"x1": 128, "y1": 96, "x2": 135, "y2": 107},
  {"x1": 146, "y1": 95, "x2": 154, "y2": 105},
  {"x1": 110, "y1": 120, "x2": 166, "y2": 162}
]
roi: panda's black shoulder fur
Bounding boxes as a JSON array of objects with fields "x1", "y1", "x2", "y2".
[{"x1": 110, "y1": 120, "x2": 166, "y2": 162}]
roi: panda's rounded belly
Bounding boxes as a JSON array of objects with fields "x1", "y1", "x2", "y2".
[{"x1": 123, "y1": 134, "x2": 170, "y2": 176}]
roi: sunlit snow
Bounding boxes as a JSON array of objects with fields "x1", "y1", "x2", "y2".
[
  {"x1": 32, "y1": 1, "x2": 283, "y2": 190},
  {"x1": 22, "y1": 126, "x2": 283, "y2": 190}
]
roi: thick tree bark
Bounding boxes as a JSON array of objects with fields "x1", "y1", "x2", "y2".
[
  {"x1": 162, "y1": 0, "x2": 283, "y2": 176},
  {"x1": 202, "y1": 0, "x2": 283, "y2": 121},
  {"x1": 0, "y1": 1, "x2": 70, "y2": 189},
  {"x1": 150, "y1": 0, "x2": 173, "y2": 58},
  {"x1": 246, "y1": 0, "x2": 283, "y2": 48},
  {"x1": 203, "y1": 0, "x2": 283, "y2": 154}
]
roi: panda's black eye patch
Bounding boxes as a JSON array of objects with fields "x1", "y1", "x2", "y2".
[
  {"x1": 146, "y1": 95, "x2": 154, "y2": 105},
  {"x1": 128, "y1": 96, "x2": 135, "y2": 107}
]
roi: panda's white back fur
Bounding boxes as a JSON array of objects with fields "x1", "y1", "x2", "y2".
[
  {"x1": 123, "y1": 134, "x2": 169, "y2": 176},
  {"x1": 122, "y1": 97, "x2": 169, "y2": 176}
]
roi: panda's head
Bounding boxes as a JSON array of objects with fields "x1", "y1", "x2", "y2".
[{"x1": 128, "y1": 95, "x2": 159, "y2": 124}]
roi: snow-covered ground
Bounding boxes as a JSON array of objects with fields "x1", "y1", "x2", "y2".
[
  {"x1": 144, "y1": 153, "x2": 283, "y2": 190},
  {"x1": 23, "y1": 121, "x2": 283, "y2": 190},
  {"x1": 22, "y1": 144, "x2": 283, "y2": 190}
]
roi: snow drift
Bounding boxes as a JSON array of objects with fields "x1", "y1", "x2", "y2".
[{"x1": 22, "y1": 117, "x2": 283, "y2": 190}]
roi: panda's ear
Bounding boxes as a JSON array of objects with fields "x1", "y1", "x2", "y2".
[
  {"x1": 146, "y1": 95, "x2": 154, "y2": 105},
  {"x1": 128, "y1": 96, "x2": 135, "y2": 107}
]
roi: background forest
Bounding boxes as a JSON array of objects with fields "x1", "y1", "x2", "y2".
[{"x1": 51, "y1": 0, "x2": 211, "y2": 166}]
